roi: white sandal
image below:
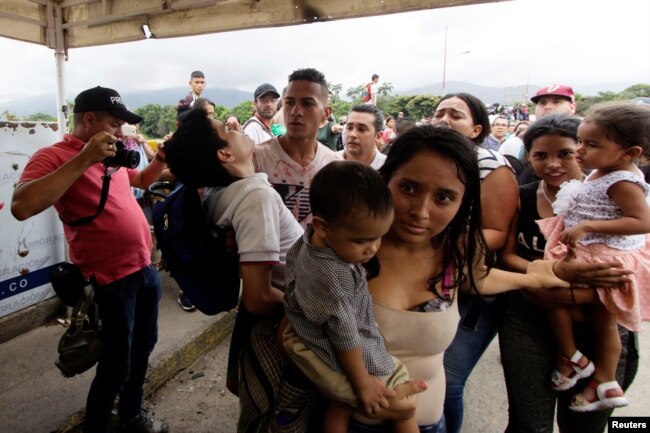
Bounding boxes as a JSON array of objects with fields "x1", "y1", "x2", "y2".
[
  {"x1": 569, "y1": 380, "x2": 629, "y2": 412},
  {"x1": 56, "y1": 317, "x2": 71, "y2": 327},
  {"x1": 550, "y1": 350, "x2": 595, "y2": 391}
]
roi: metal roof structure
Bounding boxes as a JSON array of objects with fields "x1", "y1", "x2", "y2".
[
  {"x1": 1, "y1": 0, "x2": 499, "y2": 131},
  {"x1": 1, "y1": 0, "x2": 496, "y2": 51}
]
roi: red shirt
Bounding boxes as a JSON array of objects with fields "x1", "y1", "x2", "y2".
[{"x1": 20, "y1": 134, "x2": 151, "y2": 285}]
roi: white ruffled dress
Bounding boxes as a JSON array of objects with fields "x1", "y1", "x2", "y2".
[{"x1": 537, "y1": 172, "x2": 650, "y2": 331}]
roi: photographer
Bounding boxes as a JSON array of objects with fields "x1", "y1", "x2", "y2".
[{"x1": 11, "y1": 86, "x2": 169, "y2": 433}]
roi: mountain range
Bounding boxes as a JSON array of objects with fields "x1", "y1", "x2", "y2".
[
  {"x1": 0, "y1": 81, "x2": 639, "y2": 117},
  {"x1": 0, "y1": 86, "x2": 252, "y2": 118},
  {"x1": 402, "y1": 81, "x2": 639, "y2": 105}
]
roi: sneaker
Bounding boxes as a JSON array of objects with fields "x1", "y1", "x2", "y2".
[
  {"x1": 177, "y1": 290, "x2": 195, "y2": 312},
  {"x1": 118, "y1": 414, "x2": 169, "y2": 433}
]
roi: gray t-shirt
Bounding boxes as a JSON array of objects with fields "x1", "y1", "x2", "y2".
[{"x1": 204, "y1": 173, "x2": 303, "y2": 287}]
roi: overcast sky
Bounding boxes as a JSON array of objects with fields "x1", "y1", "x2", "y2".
[{"x1": 1, "y1": 0, "x2": 648, "y2": 103}]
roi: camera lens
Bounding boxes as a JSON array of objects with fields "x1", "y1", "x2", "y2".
[
  {"x1": 103, "y1": 140, "x2": 141, "y2": 168},
  {"x1": 123, "y1": 151, "x2": 140, "y2": 169}
]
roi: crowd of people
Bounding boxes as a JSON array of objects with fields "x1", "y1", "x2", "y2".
[{"x1": 10, "y1": 66, "x2": 649, "y2": 433}]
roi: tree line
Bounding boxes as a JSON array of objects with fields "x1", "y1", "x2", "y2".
[{"x1": 3, "y1": 83, "x2": 648, "y2": 139}]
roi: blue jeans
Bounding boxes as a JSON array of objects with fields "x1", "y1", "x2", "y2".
[
  {"x1": 348, "y1": 416, "x2": 446, "y2": 433},
  {"x1": 83, "y1": 265, "x2": 162, "y2": 433},
  {"x1": 443, "y1": 293, "x2": 502, "y2": 433}
]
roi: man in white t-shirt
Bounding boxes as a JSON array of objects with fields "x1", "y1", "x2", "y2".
[
  {"x1": 243, "y1": 83, "x2": 280, "y2": 144},
  {"x1": 253, "y1": 68, "x2": 340, "y2": 227},
  {"x1": 337, "y1": 104, "x2": 386, "y2": 170}
]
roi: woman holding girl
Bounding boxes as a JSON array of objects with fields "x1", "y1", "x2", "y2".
[{"x1": 499, "y1": 113, "x2": 639, "y2": 432}]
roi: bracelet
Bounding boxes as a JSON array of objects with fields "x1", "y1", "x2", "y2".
[{"x1": 155, "y1": 152, "x2": 166, "y2": 163}]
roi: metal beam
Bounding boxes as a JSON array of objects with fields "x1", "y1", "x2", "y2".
[
  {"x1": 0, "y1": 10, "x2": 46, "y2": 26},
  {"x1": 3, "y1": 0, "x2": 501, "y2": 48},
  {"x1": 60, "y1": 0, "x2": 101, "y2": 7},
  {"x1": 61, "y1": 8, "x2": 161, "y2": 29}
]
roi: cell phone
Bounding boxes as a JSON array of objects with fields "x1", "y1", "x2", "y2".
[{"x1": 120, "y1": 124, "x2": 137, "y2": 137}]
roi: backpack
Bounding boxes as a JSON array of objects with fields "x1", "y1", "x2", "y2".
[
  {"x1": 242, "y1": 117, "x2": 272, "y2": 136},
  {"x1": 152, "y1": 182, "x2": 240, "y2": 315},
  {"x1": 362, "y1": 83, "x2": 372, "y2": 102}
]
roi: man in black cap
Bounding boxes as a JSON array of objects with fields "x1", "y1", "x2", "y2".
[
  {"x1": 11, "y1": 86, "x2": 170, "y2": 433},
  {"x1": 243, "y1": 83, "x2": 280, "y2": 144}
]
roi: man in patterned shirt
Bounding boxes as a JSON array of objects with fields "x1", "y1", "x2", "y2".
[{"x1": 253, "y1": 68, "x2": 340, "y2": 228}]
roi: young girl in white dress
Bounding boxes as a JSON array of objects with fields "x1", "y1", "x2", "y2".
[{"x1": 538, "y1": 102, "x2": 650, "y2": 412}]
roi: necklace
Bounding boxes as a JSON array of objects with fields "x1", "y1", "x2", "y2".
[{"x1": 540, "y1": 180, "x2": 554, "y2": 205}]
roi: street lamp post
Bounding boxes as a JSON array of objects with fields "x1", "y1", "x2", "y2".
[
  {"x1": 442, "y1": 26, "x2": 448, "y2": 96},
  {"x1": 441, "y1": 26, "x2": 470, "y2": 96}
]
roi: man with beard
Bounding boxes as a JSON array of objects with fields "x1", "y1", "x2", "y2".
[
  {"x1": 243, "y1": 83, "x2": 280, "y2": 144},
  {"x1": 337, "y1": 104, "x2": 386, "y2": 169}
]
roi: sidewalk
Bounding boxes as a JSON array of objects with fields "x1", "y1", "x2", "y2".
[{"x1": 0, "y1": 272, "x2": 235, "y2": 433}]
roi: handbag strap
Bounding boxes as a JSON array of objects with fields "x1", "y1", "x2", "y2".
[
  {"x1": 71, "y1": 285, "x2": 99, "y2": 329},
  {"x1": 61, "y1": 171, "x2": 113, "y2": 227}
]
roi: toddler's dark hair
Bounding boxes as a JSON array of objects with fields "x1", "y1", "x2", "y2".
[
  {"x1": 584, "y1": 102, "x2": 650, "y2": 158},
  {"x1": 310, "y1": 161, "x2": 393, "y2": 225}
]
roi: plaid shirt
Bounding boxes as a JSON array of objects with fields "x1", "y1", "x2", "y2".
[{"x1": 284, "y1": 225, "x2": 395, "y2": 375}]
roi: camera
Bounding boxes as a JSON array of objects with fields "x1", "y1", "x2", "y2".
[{"x1": 103, "y1": 140, "x2": 140, "y2": 168}]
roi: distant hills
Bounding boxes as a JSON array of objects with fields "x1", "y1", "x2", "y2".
[
  {"x1": 403, "y1": 81, "x2": 639, "y2": 105},
  {"x1": 1, "y1": 81, "x2": 639, "y2": 117},
  {"x1": 1, "y1": 86, "x2": 252, "y2": 117}
]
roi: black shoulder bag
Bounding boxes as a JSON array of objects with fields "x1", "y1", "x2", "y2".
[{"x1": 55, "y1": 284, "x2": 103, "y2": 377}]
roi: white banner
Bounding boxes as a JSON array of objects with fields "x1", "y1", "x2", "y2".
[{"x1": 0, "y1": 122, "x2": 66, "y2": 317}]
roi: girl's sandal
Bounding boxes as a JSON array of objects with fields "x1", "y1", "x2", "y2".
[
  {"x1": 550, "y1": 350, "x2": 595, "y2": 391},
  {"x1": 56, "y1": 317, "x2": 71, "y2": 327},
  {"x1": 569, "y1": 380, "x2": 629, "y2": 412}
]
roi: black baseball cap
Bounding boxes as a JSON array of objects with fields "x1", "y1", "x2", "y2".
[
  {"x1": 73, "y1": 86, "x2": 142, "y2": 124},
  {"x1": 254, "y1": 83, "x2": 280, "y2": 100}
]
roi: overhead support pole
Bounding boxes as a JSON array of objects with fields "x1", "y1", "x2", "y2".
[{"x1": 46, "y1": 1, "x2": 68, "y2": 137}]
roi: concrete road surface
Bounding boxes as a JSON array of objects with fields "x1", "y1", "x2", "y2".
[{"x1": 148, "y1": 332, "x2": 649, "y2": 432}]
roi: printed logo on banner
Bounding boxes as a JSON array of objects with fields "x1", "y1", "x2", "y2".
[
  {"x1": 0, "y1": 170, "x2": 21, "y2": 185},
  {"x1": 0, "y1": 264, "x2": 59, "y2": 301}
]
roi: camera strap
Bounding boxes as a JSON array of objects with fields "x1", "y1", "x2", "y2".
[{"x1": 60, "y1": 169, "x2": 114, "y2": 227}]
